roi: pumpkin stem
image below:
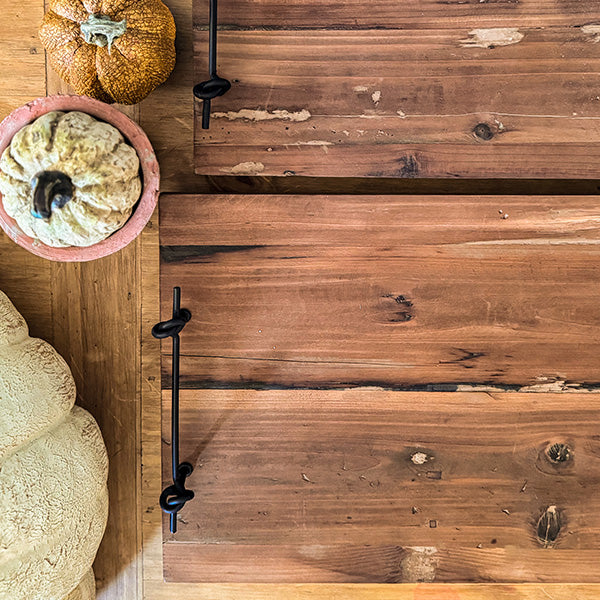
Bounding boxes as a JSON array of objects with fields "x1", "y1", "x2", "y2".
[
  {"x1": 80, "y1": 14, "x2": 127, "y2": 55},
  {"x1": 31, "y1": 171, "x2": 73, "y2": 220}
]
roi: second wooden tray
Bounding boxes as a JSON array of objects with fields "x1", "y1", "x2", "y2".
[{"x1": 193, "y1": 0, "x2": 600, "y2": 178}]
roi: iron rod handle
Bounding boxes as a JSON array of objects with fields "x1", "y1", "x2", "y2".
[
  {"x1": 193, "y1": 0, "x2": 231, "y2": 129},
  {"x1": 208, "y1": 0, "x2": 218, "y2": 77},
  {"x1": 153, "y1": 286, "x2": 194, "y2": 534}
]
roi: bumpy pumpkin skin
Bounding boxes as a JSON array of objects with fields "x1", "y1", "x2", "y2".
[
  {"x1": 39, "y1": 0, "x2": 176, "y2": 104},
  {"x1": 65, "y1": 569, "x2": 96, "y2": 600},
  {"x1": 0, "y1": 291, "x2": 108, "y2": 600},
  {"x1": 0, "y1": 111, "x2": 141, "y2": 248}
]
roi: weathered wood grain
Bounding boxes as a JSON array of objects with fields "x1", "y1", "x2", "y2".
[
  {"x1": 139, "y1": 5, "x2": 600, "y2": 594},
  {"x1": 194, "y1": 15, "x2": 600, "y2": 177},
  {"x1": 203, "y1": 0, "x2": 600, "y2": 28},
  {"x1": 113, "y1": 0, "x2": 600, "y2": 194},
  {"x1": 50, "y1": 247, "x2": 142, "y2": 600},
  {"x1": 159, "y1": 194, "x2": 600, "y2": 389},
  {"x1": 0, "y1": 3, "x2": 46, "y2": 122},
  {"x1": 165, "y1": 545, "x2": 600, "y2": 584},
  {"x1": 159, "y1": 193, "x2": 600, "y2": 245},
  {"x1": 162, "y1": 389, "x2": 600, "y2": 583},
  {"x1": 196, "y1": 142, "x2": 600, "y2": 179},
  {"x1": 0, "y1": 235, "x2": 53, "y2": 342}
]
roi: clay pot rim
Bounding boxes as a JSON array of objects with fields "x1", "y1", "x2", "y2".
[{"x1": 0, "y1": 95, "x2": 159, "y2": 262}]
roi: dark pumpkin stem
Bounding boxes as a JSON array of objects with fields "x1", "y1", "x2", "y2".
[{"x1": 31, "y1": 171, "x2": 73, "y2": 220}]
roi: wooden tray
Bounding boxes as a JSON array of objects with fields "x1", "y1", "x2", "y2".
[
  {"x1": 193, "y1": 1, "x2": 600, "y2": 178},
  {"x1": 159, "y1": 193, "x2": 600, "y2": 583}
]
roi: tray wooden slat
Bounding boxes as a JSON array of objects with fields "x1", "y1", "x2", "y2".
[
  {"x1": 162, "y1": 389, "x2": 600, "y2": 583},
  {"x1": 193, "y1": 2, "x2": 600, "y2": 177},
  {"x1": 212, "y1": 0, "x2": 598, "y2": 29},
  {"x1": 160, "y1": 194, "x2": 600, "y2": 389}
]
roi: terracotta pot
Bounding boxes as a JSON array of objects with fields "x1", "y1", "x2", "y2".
[{"x1": 0, "y1": 95, "x2": 159, "y2": 261}]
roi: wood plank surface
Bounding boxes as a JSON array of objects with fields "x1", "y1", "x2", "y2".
[
  {"x1": 0, "y1": 3, "x2": 46, "y2": 122},
  {"x1": 212, "y1": 0, "x2": 600, "y2": 28},
  {"x1": 193, "y1": 1, "x2": 600, "y2": 177},
  {"x1": 43, "y1": 12, "x2": 144, "y2": 598},
  {"x1": 50, "y1": 248, "x2": 143, "y2": 599},
  {"x1": 162, "y1": 389, "x2": 600, "y2": 582},
  {"x1": 160, "y1": 194, "x2": 600, "y2": 389}
]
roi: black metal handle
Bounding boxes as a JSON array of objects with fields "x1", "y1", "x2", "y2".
[
  {"x1": 153, "y1": 286, "x2": 194, "y2": 533},
  {"x1": 193, "y1": 0, "x2": 231, "y2": 129}
]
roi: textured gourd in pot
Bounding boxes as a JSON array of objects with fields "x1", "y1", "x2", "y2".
[
  {"x1": 0, "y1": 110, "x2": 141, "y2": 247},
  {"x1": 0, "y1": 290, "x2": 108, "y2": 600},
  {"x1": 39, "y1": 0, "x2": 176, "y2": 105}
]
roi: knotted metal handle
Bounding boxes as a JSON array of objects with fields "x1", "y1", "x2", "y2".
[
  {"x1": 193, "y1": 0, "x2": 231, "y2": 129},
  {"x1": 159, "y1": 463, "x2": 195, "y2": 516},
  {"x1": 153, "y1": 286, "x2": 193, "y2": 533}
]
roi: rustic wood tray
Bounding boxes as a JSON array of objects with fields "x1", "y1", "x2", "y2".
[
  {"x1": 159, "y1": 193, "x2": 600, "y2": 583},
  {"x1": 193, "y1": 0, "x2": 600, "y2": 178}
]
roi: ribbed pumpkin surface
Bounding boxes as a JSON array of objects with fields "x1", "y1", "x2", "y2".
[{"x1": 39, "y1": 0, "x2": 176, "y2": 104}]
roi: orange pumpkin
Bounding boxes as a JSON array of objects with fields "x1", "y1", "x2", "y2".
[{"x1": 39, "y1": 0, "x2": 176, "y2": 105}]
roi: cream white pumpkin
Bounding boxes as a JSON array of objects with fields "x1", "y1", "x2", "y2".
[
  {"x1": 0, "y1": 290, "x2": 108, "y2": 600},
  {"x1": 0, "y1": 110, "x2": 141, "y2": 248}
]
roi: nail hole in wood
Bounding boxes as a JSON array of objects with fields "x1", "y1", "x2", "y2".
[
  {"x1": 546, "y1": 443, "x2": 571, "y2": 464},
  {"x1": 473, "y1": 123, "x2": 494, "y2": 141}
]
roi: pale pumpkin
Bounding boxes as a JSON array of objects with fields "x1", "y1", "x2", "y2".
[
  {"x1": 0, "y1": 290, "x2": 108, "y2": 600},
  {"x1": 0, "y1": 110, "x2": 141, "y2": 248},
  {"x1": 39, "y1": 0, "x2": 176, "y2": 105}
]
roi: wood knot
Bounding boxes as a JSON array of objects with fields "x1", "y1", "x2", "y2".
[
  {"x1": 546, "y1": 443, "x2": 571, "y2": 464},
  {"x1": 381, "y1": 294, "x2": 414, "y2": 323},
  {"x1": 536, "y1": 440, "x2": 574, "y2": 475},
  {"x1": 396, "y1": 155, "x2": 420, "y2": 177},
  {"x1": 411, "y1": 451, "x2": 430, "y2": 465},
  {"x1": 536, "y1": 505, "x2": 561, "y2": 548},
  {"x1": 473, "y1": 123, "x2": 494, "y2": 141}
]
